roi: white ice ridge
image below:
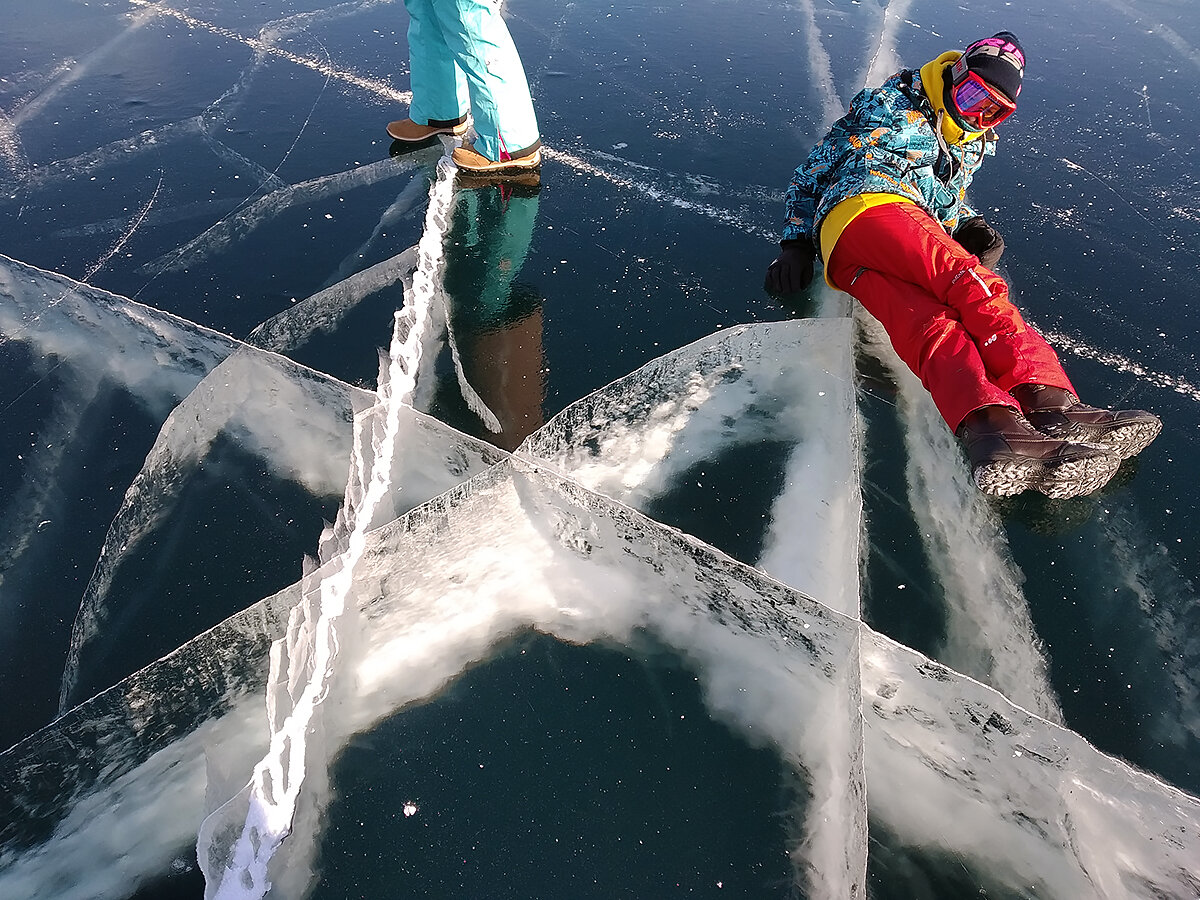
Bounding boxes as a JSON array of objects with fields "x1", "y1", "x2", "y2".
[
  {"x1": 1092, "y1": 0, "x2": 1200, "y2": 72},
  {"x1": 0, "y1": 241, "x2": 506, "y2": 713},
  {"x1": 198, "y1": 151, "x2": 458, "y2": 900},
  {"x1": 248, "y1": 246, "x2": 420, "y2": 354},
  {"x1": 792, "y1": 0, "x2": 844, "y2": 127},
  {"x1": 144, "y1": 154, "x2": 427, "y2": 276},
  {"x1": 1041, "y1": 327, "x2": 1200, "y2": 403},
  {"x1": 860, "y1": 0, "x2": 912, "y2": 90},
  {"x1": 542, "y1": 146, "x2": 779, "y2": 242}
]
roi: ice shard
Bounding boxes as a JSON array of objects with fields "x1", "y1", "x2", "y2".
[
  {"x1": 863, "y1": 629, "x2": 1200, "y2": 899},
  {"x1": 0, "y1": 254, "x2": 242, "y2": 746},
  {"x1": 2, "y1": 317, "x2": 1199, "y2": 898},
  {"x1": 56, "y1": 345, "x2": 371, "y2": 711},
  {"x1": 56, "y1": 340, "x2": 508, "y2": 711},
  {"x1": 521, "y1": 318, "x2": 861, "y2": 614}
]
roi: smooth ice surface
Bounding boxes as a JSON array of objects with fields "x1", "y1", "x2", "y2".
[{"x1": 3, "y1": 0, "x2": 1200, "y2": 897}]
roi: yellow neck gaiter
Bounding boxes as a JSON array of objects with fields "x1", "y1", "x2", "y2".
[{"x1": 919, "y1": 50, "x2": 985, "y2": 146}]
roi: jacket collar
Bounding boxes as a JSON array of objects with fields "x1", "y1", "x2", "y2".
[{"x1": 919, "y1": 50, "x2": 985, "y2": 145}]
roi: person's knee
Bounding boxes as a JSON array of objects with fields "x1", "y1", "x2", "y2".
[{"x1": 943, "y1": 259, "x2": 1008, "y2": 306}]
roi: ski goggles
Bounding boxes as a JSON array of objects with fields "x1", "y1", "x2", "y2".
[{"x1": 949, "y1": 67, "x2": 1016, "y2": 129}]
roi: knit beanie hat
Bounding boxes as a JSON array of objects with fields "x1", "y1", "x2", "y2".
[{"x1": 960, "y1": 32, "x2": 1025, "y2": 102}]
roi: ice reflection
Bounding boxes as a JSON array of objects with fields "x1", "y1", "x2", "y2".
[{"x1": 438, "y1": 177, "x2": 546, "y2": 450}]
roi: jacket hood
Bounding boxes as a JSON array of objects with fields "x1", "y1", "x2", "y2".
[{"x1": 919, "y1": 50, "x2": 985, "y2": 145}]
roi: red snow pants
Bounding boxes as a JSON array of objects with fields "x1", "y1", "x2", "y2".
[{"x1": 826, "y1": 202, "x2": 1074, "y2": 431}]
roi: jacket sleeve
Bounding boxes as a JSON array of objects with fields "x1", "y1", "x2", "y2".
[{"x1": 781, "y1": 150, "x2": 824, "y2": 243}]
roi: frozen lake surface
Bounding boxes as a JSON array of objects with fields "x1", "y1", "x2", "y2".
[{"x1": 1, "y1": 0, "x2": 1200, "y2": 897}]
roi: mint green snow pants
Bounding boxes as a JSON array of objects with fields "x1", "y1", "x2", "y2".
[{"x1": 404, "y1": 0, "x2": 540, "y2": 161}]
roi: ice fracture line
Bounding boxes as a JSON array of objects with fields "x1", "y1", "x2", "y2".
[
  {"x1": 861, "y1": 0, "x2": 913, "y2": 89},
  {"x1": 0, "y1": 172, "x2": 165, "y2": 360},
  {"x1": 79, "y1": 172, "x2": 164, "y2": 286},
  {"x1": 1061, "y1": 158, "x2": 1168, "y2": 238},
  {"x1": 201, "y1": 150, "x2": 458, "y2": 900},
  {"x1": 543, "y1": 148, "x2": 778, "y2": 242},
  {"x1": 128, "y1": 0, "x2": 412, "y2": 103},
  {"x1": 1043, "y1": 328, "x2": 1200, "y2": 403},
  {"x1": 0, "y1": 9, "x2": 158, "y2": 180}
]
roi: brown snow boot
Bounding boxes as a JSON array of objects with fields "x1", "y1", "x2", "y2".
[
  {"x1": 957, "y1": 404, "x2": 1121, "y2": 499},
  {"x1": 1012, "y1": 384, "x2": 1162, "y2": 460},
  {"x1": 386, "y1": 116, "x2": 468, "y2": 142}
]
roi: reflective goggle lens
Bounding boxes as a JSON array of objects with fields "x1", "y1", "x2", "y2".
[{"x1": 951, "y1": 74, "x2": 1015, "y2": 128}]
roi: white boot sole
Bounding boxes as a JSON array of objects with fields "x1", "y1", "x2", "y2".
[{"x1": 974, "y1": 451, "x2": 1121, "y2": 500}]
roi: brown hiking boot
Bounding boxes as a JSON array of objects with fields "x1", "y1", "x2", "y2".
[
  {"x1": 957, "y1": 405, "x2": 1121, "y2": 499},
  {"x1": 386, "y1": 117, "x2": 468, "y2": 142},
  {"x1": 452, "y1": 140, "x2": 541, "y2": 174},
  {"x1": 1013, "y1": 385, "x2": 1162, "y2": 461},
  {"x1": 1026, "y1": 403, "x2": 1161, "y2": 460}
]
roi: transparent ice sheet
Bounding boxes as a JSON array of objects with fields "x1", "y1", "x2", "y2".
[
  {"x1": 2, "y1": 320, "x2": 1198, "y2": 899},
  {"x1": 521, "y1": 317, "x2": 861, "y2": 616}
]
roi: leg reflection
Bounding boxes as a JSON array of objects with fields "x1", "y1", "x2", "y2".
[{"x1": 438, "y1": 176, "x2": 544, "y2": 451}]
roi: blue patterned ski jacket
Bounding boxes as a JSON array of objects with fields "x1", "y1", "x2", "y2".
[{"x1": 781, "y1": 58, "x2": 997, "y2": 252}]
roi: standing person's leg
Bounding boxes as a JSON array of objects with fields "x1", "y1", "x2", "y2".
[
  {"x1": 431, "y1": 0, "x2": 540, "y2": 166},
  {"x1": 389, "y1": 0, "x2": 471, "y2": 141}
]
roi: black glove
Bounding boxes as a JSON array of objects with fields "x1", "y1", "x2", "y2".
[
  {"x1": 953, "y1": 216, "x2": 1005, "y2": 269},
  {"x1": 764, "y1": 238, "x2": 816, "y2": 294}
]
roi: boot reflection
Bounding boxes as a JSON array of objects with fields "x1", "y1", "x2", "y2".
[{"x1": 437, "y1": 175, "x2": 545, "y2": 451}]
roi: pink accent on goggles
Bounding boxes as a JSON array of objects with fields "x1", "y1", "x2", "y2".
[{"x1": 950, "y1": 66, "x2": 1016, "y2": 128}]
